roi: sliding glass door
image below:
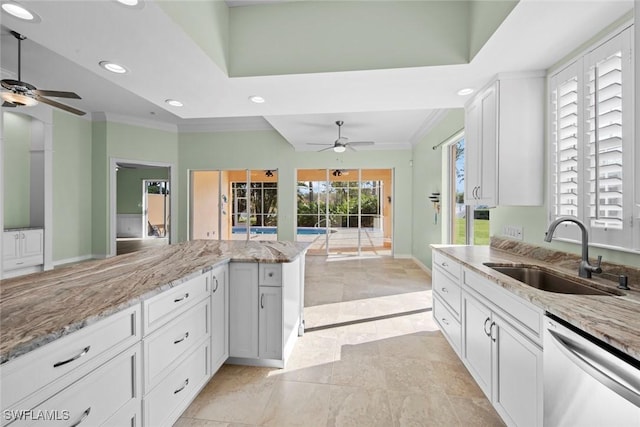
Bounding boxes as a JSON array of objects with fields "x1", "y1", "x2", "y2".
[{"x1": 296, "y1": 169, "x2": 392, "y2": 256}]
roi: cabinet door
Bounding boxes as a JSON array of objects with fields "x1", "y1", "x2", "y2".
[
  {"x1": 229, "y1": 263, "x2": 259, "y2": 358},
  {"x1": 211, "y1": 264, "x2": 228, "y2": 372},
  {"x1": 478, "y1": 82, "x2": 498, "y2": 205},
  {"x1": 462, "y1": 293, "x2": 492, "y2": 399},
  {"x1": 21, "y1": 230, "x2": 43, "y2": 258},
  {"x1": 259, "y1": 286, "x2": 282, "y2": 360},
  {"x1": 464, "y1": 99, "x2": 481, "y2": 204},
  {"x1": 3, "y1": 232, "x2": 20, "y2": 261},
  {"x1": 494, "y1": 314, "x2": 543, "y2": 427}
]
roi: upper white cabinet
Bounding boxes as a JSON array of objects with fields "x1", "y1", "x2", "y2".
[
  {"x1": 3, "y1": 229, "x2": 44, "y2": 272},
  {"x1": 465, "y1": 73, "x2": 545, "y2": 206}
]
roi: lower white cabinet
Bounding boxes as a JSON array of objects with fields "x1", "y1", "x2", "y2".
[
  {"x1": 9, "y1": 343, "x2": 141, "y2": 427},
  {"x1": 258, "y1": 286, "x2": 282, "y2": 360},
  {"x1": 143, "y1": 340, "x2": 210, "y2": 427},
  {"x1": 462, "y1": 279, "x2": 543, "y2": 427},
  {"x1": 211, "y1": 264, "x2": 229, "y2": 373},
  {"x1": 3, "y1": 229, "x2": 44, "y2": 272},
  {"x1": 229, "y1": 263, "x2": 259, "y2": 358}
]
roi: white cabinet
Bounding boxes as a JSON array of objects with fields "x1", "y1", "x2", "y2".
[
  {"x1": 259, "y1": 286, "x2": 282, "y2": 360},
  {"x1": 462, "y1": 269, "x2": 543, "y2": 427},
  {"x1": 464, "y1": 73, "x2": 544, "y2": 206},
  {"x1": 229, "y1": 263, "x2": 259, "y2": 358},
  {"x1": 210, "y1": 264, "x2": 228, "y2": 373},
  {"x1": 431, "y1": 252, "x2": 462, "y2": 355},
  {"x1": 3, "y1": 229, "x2": 44, "y2": 271},
  {"x1": 229, "y1": 260, "x2": 301, "y2": 368}
]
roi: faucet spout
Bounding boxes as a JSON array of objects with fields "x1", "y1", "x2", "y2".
[{"x1": 544, "y1": 217, "x2": 602, "y2": 278}]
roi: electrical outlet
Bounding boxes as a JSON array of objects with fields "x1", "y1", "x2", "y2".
[{"x1": 503, "y1": 225, "x2": 523, "y2": 241}]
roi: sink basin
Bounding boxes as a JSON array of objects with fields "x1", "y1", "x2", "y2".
[{"x1": 483, "y1": 264, "x2": 620, "y2": 296}]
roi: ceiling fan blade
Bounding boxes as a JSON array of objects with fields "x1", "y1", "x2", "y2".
[
  {"x1": 35, "y1": 95, "x2": 86, "y2": 116},
  {"x1": 347, "y1": 144, "x2": 357, "y2": 152},
  {"x1": 2, "y1": 101, "x2": 17, "y2": 108},
  {"x1": 33, "y1": 89, "x2": 81, "y2": 99},
  {"x1": 306, "y1": 143, "x2": 333, "y2": 146},
  {"x1": 348, "y1": 141, "x2": 375, "y2": 146},
  {"x1": 318, "y1": 146, "x2": 334, "y2": 152}
]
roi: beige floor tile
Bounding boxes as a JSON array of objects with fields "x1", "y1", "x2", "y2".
[
  {"x1": 380, "y1": 356, "x2": 439, "y2": 394},
  {"x1": 447, "y1": 396, "x2": 506, "y2": 426},
  {"x1": 330, "y1": 355, "x2": 387, "y2": 389},
  {"x1": 326, "y1": 385, "x2": 393, "y2": 427},
  {"x1": 173, "y1": 418, "x2": 231, "y2": 427},
  {"x1": 260, "y1": 381, "x2": 331, "y2": 427},
  {"x1": 387, "y1": 390, "x2": 460, "y2": 427},
  {"x1": 430, "y1": 360, "x2": 487, "y2": 399}
]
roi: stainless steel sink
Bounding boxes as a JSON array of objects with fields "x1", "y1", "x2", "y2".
[{"x1": 483, "y1": 264, "x2": 621, "y2": 296}]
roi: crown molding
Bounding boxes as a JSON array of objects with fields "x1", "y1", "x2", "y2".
[{"x1": 409, "y1": 109, "x2": 448, "y2": 146}]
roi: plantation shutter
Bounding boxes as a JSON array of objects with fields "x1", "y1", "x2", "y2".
[
  {"x1": 549, "y1": 62, "x2": 582, "y2": 241},
  {"x1": 584, "y1": 28, "x2": 633, "y2": 249}
]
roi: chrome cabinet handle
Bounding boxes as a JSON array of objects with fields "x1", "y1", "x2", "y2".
[
  {"x1": 441, "y1": 261, "x2": 448, "y2": 267},
  {"x1": 441, "y1": 287, "x2": 449, "y2": 293},
  {"x1": 261, "y1": 293, "x2": 265, "y2": 309},
  {"x1": 490, "y1": 322, "x2": 497, "y2": 342},
  {"x1": 548, "y1": 329, "x2": 640, "y2": 406},
  {"x1": 483, "y1": 318, "x2": 491, "y2": 337},
  {"x1": 69, "y1": 407, "x2": 91, "y2": 427},
  {"x1": 174, "y1": 293, "x2": 189, "y2": 303},
  {"x1": 441, "y1": 317, "x2": 450, "y2": 326},
  {"x1": 173, "y1": 332, "x2": 189, "y2": 344},
  {"x1": 213, "y1": 276, "x2": 219, "y2": 293},
  {"x1": 174, "y1": 378, "x2": 189, "y2": 394},
  {"x1": 54, "y1": 346, "x2": 91, "y2": 368}
]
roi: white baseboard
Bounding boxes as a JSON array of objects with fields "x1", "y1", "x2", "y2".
[
  {"x1": 411, "y1": 256, "x2": 432, "y2": 275},
  {"x1": 53, "y1": 254, "x2": 94, "y2": 267}
]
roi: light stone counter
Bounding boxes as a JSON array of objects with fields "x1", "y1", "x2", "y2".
[
  {"x1": 432, "y1": 238, "x2": 640, "y2": 361},
  {"x1": 0, "y1": 240, "x2": 308, "y2": 364}
]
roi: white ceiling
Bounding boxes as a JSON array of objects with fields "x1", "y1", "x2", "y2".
[{"x1": 0, "y1": 0, "x2": 634, "y2": 151}]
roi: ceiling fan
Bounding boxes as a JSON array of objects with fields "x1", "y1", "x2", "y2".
[
  {"x1": 1, "y1": 30, "x2": 85, "y2": 116},
  {"x1": 307, "y1": 120, "x2": 375, "y2": 152}
]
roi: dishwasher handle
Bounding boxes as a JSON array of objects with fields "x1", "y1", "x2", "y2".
[{"x1": 548, "y1": 328, "x2": 640, "y2": 407}]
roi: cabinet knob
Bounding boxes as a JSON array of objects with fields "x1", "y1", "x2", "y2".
[
  {"x1": 441, "y1": 287, "x2": 448, "y2": 293},
  {"x1": 268, "y1": 272, "x2": 274, "y2": 277}
]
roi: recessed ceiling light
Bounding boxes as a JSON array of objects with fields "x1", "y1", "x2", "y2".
[
  {"x1": 249, "y1": 95, "x2": 265, "y2": 104},
  {"x1": 165, "y1": 99, "x2": 183, "y2": 107},
  {"x1": 457, "y1": 88, "x2": 474, "y2": 96},
  {"x1": 99, "y1": 61, "x2": 128, "y2": 74},
  {"x1": 1, "y1": 1, "x2": 41, "y2": 22}
]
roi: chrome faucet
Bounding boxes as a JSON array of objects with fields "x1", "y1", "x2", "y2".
[{"x1": 544, "y1": 217, "x2": 602, "y2": 278}]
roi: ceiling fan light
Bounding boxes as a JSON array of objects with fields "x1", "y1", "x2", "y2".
[
  {"x1": 1, "y1": 92, "x2": 37, "y2": 106},
  {"x1": 117, "y1": 0, "x2": 139, "y2": 6},
  {"x1": 333, "y1": 145, "x2": 346, "y2": 153},
  {"x1": 1, "y1": 2, "x2": 39, "y2": 21}
]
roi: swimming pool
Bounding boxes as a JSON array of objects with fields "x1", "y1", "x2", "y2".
[{"x1": 232, "y1": 226, "x2": 330, "y2": 235}]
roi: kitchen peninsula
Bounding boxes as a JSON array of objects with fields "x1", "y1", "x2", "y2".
[{"x1": 0, "y1": 240, "x2": 307, "y2": 427}]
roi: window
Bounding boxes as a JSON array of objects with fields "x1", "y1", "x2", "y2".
[
  {"x1": 449, "y1": 137, "x2": 490, "y2": 245},
  {"x1": 549, "y1": 25, "x2": 637, "y2": 251}
]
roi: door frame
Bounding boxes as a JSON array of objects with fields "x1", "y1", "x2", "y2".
[{"x1": 109, "y1": 158, "x2": 176, "y2": 257}]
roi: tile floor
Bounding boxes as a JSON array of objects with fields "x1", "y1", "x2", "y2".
[{"x1": 175, "y1": 255, "x2": 504, "y2": 427}]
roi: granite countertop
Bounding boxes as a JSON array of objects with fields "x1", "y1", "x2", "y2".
[
  {"x1": 432, "y1": 239, "x2": 640, "y2": 361},
  {"x1": 0, "y1": 240, "x2": 308, "y2": 364}
]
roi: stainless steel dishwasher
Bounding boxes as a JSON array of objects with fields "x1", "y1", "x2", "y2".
[{"x1": 544, "y1": 315, "x2": 640, "y2": 426}]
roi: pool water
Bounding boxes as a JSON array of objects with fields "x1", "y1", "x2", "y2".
[{"x1": 232, "y1": 226, "x2": 329, "y2": 235}]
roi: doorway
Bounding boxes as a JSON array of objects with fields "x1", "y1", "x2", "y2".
[
  {"x1": 296, "y1": 168, "x2": 392, "y2": 256},
  {"x1": 143, "y1": 180, "x2": 170, "y2": 238}
]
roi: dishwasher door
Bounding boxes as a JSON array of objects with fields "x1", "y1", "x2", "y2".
[{"x1": 544, "y1": 316, "x2": 640, "y2": 426}]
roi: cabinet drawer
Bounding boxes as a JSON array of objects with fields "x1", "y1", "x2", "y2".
[
  {"x1": 8, "y1": 343, "x2": 141, "y2": 427},
  {"x1": 3, "y1": 255, "x2": 43, "y2": 271},
  {"x1": 143, "y1": 272, "x2": 210, "y2": 335},
  {"x1": 433, "y1": 267, "x2": 461, "y2": 318},
  {"x1": 143, "y1": 340, "x2": 210, "y2": 427},
  {"x1": 259, "y1": 263, "x2": 281, "y2": 287},
  {"x1": 433, "y1": 252, "x2": 460, "y2": 281},
  {"x1": 463, "y1": 268, "x2": 543, "y2": 344},
  {"x1": 144, "y1": 298, "x2": 210, "y2": 393},
  {"x1": 434, "y1": 298, "x2": 461, "y2": 354},
  {"x1": 1, "y1": 305, "x2": 140, "y2": 412}
]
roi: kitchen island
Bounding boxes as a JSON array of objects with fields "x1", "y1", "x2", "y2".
[{"x1": 0, "y1": 240, "x2": 307, "y2": 427}]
